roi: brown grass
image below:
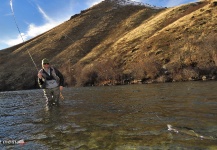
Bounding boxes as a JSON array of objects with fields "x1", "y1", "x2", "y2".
[{"x1": 1, "y1": 0, "x2": 217, "y2": 91}]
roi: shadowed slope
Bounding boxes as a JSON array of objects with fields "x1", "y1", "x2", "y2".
[{"x1": 0, "y1": 0, "x2": 217, "y2": 91}]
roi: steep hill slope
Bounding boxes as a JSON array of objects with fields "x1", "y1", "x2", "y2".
[{"x1": 0, "y1": 0, "x2": 217, "y2": 91}]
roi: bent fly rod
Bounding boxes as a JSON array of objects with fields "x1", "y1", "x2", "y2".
[
  {"x1": 10, "y1": 0, "x2": 39, "y2": 71},
  {"x1": 10, "y1": 0, "x2": 64, "y2": 100}
]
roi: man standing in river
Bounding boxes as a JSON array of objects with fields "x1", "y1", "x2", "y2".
[{"x1": 37, "y1": 58, "x2": 64, "y2": 107}]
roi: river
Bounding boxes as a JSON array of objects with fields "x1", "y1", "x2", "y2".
[{"x1": 0, "y1": 81, "x2": 217, "y2": 150}]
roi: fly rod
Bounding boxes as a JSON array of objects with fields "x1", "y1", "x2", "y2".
[{"x1": 10, "y1": 0, "x2": 39, "y2": 71}]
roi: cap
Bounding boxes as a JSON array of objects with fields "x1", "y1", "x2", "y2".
[{"x1": 42, "y1": 58, "x2": 49, "y2": 64}]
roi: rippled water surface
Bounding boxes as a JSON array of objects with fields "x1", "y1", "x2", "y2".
[{"x1": 0, "y1": 81, "x2": 217, "y2": 149}]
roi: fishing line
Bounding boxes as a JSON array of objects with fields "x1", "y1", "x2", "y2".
[
  {"x1": 10, "y1": 0, "x2": 39, "y2": 71},
  {"x1": 62, "y1": 29, "x2": 85, "y2": 53}
]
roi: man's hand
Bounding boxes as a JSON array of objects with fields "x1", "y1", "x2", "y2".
[
  {"x1": 60, "y1": 86, "x2": 64, "y2": 100},
  {"x1": 59, "y1": 86, "x2": 63, "y2": 91},
  {"x1": 38, "y1": 72, "x2": 43, "y2": 79}
]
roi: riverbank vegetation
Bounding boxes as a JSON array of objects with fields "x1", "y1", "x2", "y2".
[{"x1": 62, "y1": 33, "x2": 217, "y2": 87}]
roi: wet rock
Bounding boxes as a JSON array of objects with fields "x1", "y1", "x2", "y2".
[{"x1": 202, "y1": 76, "x2": 207, "y2": 81}]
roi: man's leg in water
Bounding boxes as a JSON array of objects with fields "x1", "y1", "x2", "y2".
[
  {"x1": 43, "y1": 88, "x2": 54, "y2": 106},
  {"x1": 52, "y1": 86, "x2": 60, "y2": 106}
]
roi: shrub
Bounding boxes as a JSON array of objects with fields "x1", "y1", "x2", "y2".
[
  {"x1": 60, "y1": 60, "x2": 76, "y2": 86},
  {"x1": 75, "y1": 64, "x2": 98, "y2": 86},
  {"x1": 129, "y1": 56, "x2": 162, "y2": 81},
  {"x1": 143, "y1": 56, "x2": 162, "y2": 79},
  {"x1": 182, "y1": 67, "x2": 199, "y2": 80},
  {"x1": 156, "y1": 75, "x2": 172, "y2": 83},
  {"x1": 93, "y1": 59, "x2": 119, "y2": 84},
  {"x1": 128, "y1": 61, "x2": 146, "y2": 80}
]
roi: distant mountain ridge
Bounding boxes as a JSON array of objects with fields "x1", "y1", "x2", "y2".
[
  {"x1": 110, "y1": 0, "x2": 145, "y2": 6},
  {"x1": 0, "y1": 0, "x2": 217, "y2": 91},
  {"x1": 101, "y1": 0, "x2": 163, "y2": 8}
]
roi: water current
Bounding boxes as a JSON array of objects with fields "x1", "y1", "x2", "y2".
[{"x1": 0, "y1": 81, "x2": 217, "y2": 150}]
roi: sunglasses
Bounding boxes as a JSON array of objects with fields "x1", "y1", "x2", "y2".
[{"x1": 43, "y1": 63, "x2": 49, "y2": 65}]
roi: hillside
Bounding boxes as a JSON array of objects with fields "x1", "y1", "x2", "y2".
[{"x1": 0, "y1": 0, "x2": 217, "y2": 91}]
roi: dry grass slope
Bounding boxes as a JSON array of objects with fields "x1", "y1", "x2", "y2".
[{"x1": 0, "y1": 0, "x2": 217, "y2": 91}]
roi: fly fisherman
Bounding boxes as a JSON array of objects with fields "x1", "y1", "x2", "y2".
[{"x1": 38, "y1": 58, "x2": 64, "y2": 107}]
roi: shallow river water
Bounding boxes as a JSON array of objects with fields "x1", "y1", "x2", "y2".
[{"x1": 0, "y1": 81, "x2": 217, "y2": 150}]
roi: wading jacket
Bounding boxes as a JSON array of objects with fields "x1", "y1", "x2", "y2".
[{"x1": 38, "y1": 67, "x2": 64, "y2": 89}]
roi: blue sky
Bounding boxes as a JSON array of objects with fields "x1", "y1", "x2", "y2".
[{"x1": 0, "y1": 0, "x2": 197, "y2": 50}]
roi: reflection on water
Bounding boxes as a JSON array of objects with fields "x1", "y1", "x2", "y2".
[{"x1": 0, "y1": 81, "x2": 217, "y2": 149}]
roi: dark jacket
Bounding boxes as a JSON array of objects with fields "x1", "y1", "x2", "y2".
[{"x1": 38, "y1": 67, "x2": 64, "y2": 89}]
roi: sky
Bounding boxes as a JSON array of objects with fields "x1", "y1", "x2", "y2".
[{"x1": 0, "y1": 0, "x2": 198, "y2": 50}]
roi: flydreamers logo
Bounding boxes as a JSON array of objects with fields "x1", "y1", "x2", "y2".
[{"x1": 0, "y1": 139, "x2": 25, "y2": 145}]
